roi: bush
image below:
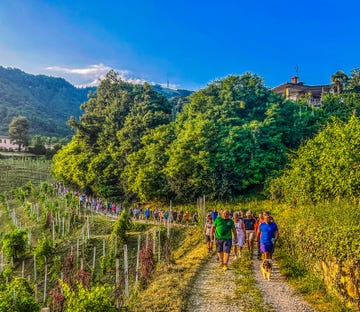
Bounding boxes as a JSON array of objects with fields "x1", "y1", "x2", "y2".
[
  {"x1": 2, "y1": 229, "x2": 28, "y2": 262},
  {"x1": 0, "y1": 277, "x2": 40, "y2": 312},
  {"x1": 61, "y1": 281, "x2": 116, "y2": 312},
  {"x1": 112, "y1": 210, "x2": 132, "y2": 243}
]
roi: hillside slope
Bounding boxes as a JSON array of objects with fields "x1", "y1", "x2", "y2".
[
  {"x1": 0, "y1": 66, "x2": 94, "y2": 137},
  {"x1": 0, "y1": 67, "x2": 192, "y2": 138}
]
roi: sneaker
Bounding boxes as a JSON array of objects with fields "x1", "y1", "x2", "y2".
[
  {"x1": 219, "y1": 262, "x2": 224, "y2": 268},
  {"x1": 234, "y1": 255, "x2": 238, "y2": 260},
  {"x1": 222, "y1": 265, "x2": 228, "y2": 270}
]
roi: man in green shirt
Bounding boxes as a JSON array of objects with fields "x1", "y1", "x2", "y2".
[{"x1": 211, "y1": 210, "x2": 237, "y2": 270}]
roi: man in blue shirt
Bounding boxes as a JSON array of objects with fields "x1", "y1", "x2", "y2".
[
  {"x1": 256, "y1": 212, "x2": 279, "y2": 260},
  {"x1": 211, "y1": 209, "x2": 218, "y2": 221}
]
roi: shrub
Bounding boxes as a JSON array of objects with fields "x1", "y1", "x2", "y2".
[
  {"x1": 61, "y1": 281, "x2": 116, "y2": 312},
  {"x1": 0, "y1": 277, "x2": 40, "y2": 312},
  {"x1": 2, "y1": 229, "x2": 28, "y2": 261},
  {"x1": 112, "y1": 209, "x2": 132, "y2": 243}
]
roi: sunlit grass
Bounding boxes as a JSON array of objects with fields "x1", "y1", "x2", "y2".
[
  {"x1": 129, "y1": 226, "x2": 208, "y2": 312},
  {"x1": 232, "y1": 252, "x2": 275, "y2": 312}
]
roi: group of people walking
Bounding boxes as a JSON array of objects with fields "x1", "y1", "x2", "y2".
[{"x1": 204, "y1": 209, "x2": 279, "y2": 270}]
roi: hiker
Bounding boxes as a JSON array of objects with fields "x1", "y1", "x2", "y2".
[
  {"x1": 257, "y1": 211, "x2": 279, "y2": 260},
  {"x1": 145, "y1": 208, "x2": 151, "y2": 222},
  {"x1": 211, "y1": 209, "x2": 218, "y2": 221},
  {"x1": 193, "y1": 211, "x2": 198, "y2": 224},
  {"x1": 184, "y1": 211, "x2": 190, "y2": 225},
  {"x1": 178, "y1": 210, "x2": 183, "y2": 224},
  {"x1": 255, "y1": 212, "x2": 265, "y2": 259},
  {"x1": 211, "y1": 210, "x2": 237, "y2": 270},
  {"x1": 233, "y1": 212, "x2": 245, "y2": 259},
  {"x1": 204, "y1": 215, "x2": 213, "y2": 252},
  {"x1": 244, "y1": 210, "x2": 256, "y2": 255}
]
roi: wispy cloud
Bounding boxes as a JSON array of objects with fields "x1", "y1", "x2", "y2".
[
  {"x1": 46, "y1": 64, "x2": 112, "y2": 76},
  {"x1": 45, "y1": 63, "x2": 179, "y2": 89}
]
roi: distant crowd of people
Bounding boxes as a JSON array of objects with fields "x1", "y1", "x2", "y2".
[
  {"x1": 54, "y1": 182, "x2": 279, "y2": 270},
  {"x1": 53, "y1": 182, "x2": 199, "y2": 225}
]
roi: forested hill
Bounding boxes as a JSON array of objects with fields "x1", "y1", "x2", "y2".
[
  {"x1": 0, "y1": 66, "x2": 191, "y2": 138},
  {"x1": 152, "y1": 84, "x2": 192, "y2": 98},
  {"x1": 0, "y1": 66, "x2": 94, "y2": 137}
]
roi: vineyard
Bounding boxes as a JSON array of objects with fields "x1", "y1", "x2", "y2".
[
  {"x1": 0, "y1": 169, "x2": 205, "y2": 311},
  {"x1": 0, "y1": 156, "x2": 53, "y2": 192},
  {"x1": 1, "y1": 154, "x2": 360, "y2": 311}
]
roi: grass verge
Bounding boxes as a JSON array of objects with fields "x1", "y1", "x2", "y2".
[
  {"x1": 232, "y1": 252, "x2": 274, "y2": 312},
  {"x1": 276, "y1": 246, "x2": 355, "y2": 312},
  {"x1": 129, "y1": 226, "x2": 208, "y2": 312}
]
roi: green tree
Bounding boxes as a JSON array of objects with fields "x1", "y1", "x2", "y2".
[
  {"x1": 52, "y1": 137, "x2": 94, "y2": 191},
  {"x1": 347, "y1": 67, "x2": 360, "y2": 93},
  {"x1": 123, "y1": 124, "x2": 175, "y2": 202},
  {"x1": 164, "y1": 74, "x2": 291, "y2": 200},
  {"x1": 331, "y1": 70, "x2": 349, "y2": 95},
  {"x1": 8, "y1": 116, "x2": 30, "y2": 151},
  {"x1": 54, "y1": 71, "x2": 172, "y2": 199},
  {"x1": 29, "y1": 135, "x2": 47, "y2": 155}
]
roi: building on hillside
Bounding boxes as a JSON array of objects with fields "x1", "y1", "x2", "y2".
[
  {"x1": 0, "y1": 135, "x2": 28, "y2": 152},
  {"x1": 272, "y1": 76, "x2": 332, "y2": 106}
]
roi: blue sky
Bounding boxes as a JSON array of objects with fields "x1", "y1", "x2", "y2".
[{"x1": 0, "y1": 0, "x2": 359, "y2": 90}]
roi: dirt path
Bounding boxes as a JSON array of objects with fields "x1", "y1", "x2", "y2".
[
  {"x1": 186, "y1": 253, "x2": 317, "y2": 312},
  {"x1": 186, "y1": 254, "x2": 246, "y2": 312},
  {"x1": 253, "y1": 257, "x2": 316, "y2": 312}
]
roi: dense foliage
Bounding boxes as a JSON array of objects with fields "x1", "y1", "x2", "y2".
[
  {"x1": 61, "y1": 282, "x2": 116, "y2": 312},
  {"x1": 0, "y1": 278, "x2": 40, "y2": 312},
  {"x1": 269, "y1": 116, "x2": 360, "y2": 204},
  {"x1": 1, "y1": 228, "x2": 28, "y2": 261},
  {"x1": 53, "y1": 71, "x2": 173, "y2": 199},
  {"x1": 53, "y1": 72, "x2": 329, "y2": 202},
  {"x1": 271, "y1": 200, "x2": 360, "y2": 309}
]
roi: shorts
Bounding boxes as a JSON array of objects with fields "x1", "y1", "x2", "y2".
[
  {"x1": 246, "y1": 230, "x2": 255, "y2": 241},
  {"x1": 216, "y1": 239, "x2": 232, "y2": 254},
  {"x1": 260, "y1": 243, "x2": 274, "y2": 253}
]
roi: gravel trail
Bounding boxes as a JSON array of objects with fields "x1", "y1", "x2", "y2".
[
  {"x1": 186, "y1": 252, "x2": 317, "y2": 312},
  {"x1": 186, "y1": 254, "x2": 246, "y2": 312},
  {"x1": 253, "y1": 257, "x2": 316, "y2": 312}
]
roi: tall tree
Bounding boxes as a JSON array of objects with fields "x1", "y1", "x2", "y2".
[
  {"x1": 8, "y1": 116, "x2": 30, "y2": 151},
  {"x1": 331, "y1": 70, "x2": 349, "y2": 95},
  {"x1": 347, "y1": 67, "x2": 360, "y2": 93}
]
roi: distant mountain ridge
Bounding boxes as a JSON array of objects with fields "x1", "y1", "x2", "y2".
[
  {"x1": 0, "y1": 66, "x2": 93, "y2": 137},
  {"x1": 0, "y1": 66, "x2": 192, "y2": 138}
]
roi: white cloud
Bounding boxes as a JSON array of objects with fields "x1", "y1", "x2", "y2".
[{"x1": 44, "y1": 63, "x2": 179, "y2": 89}]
